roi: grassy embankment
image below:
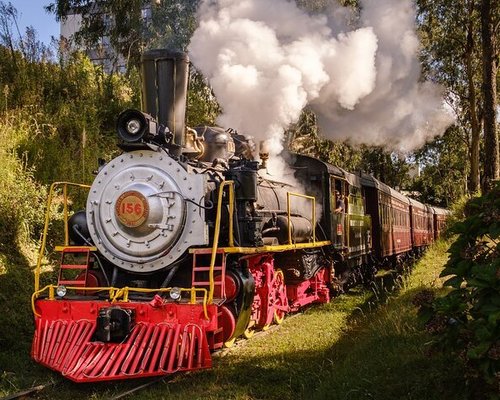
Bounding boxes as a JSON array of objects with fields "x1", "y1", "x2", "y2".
[
  {"x1": 0, "y1": 240, "x2": 468, "y2": 400},
  {"x1": 0, "y1": 113, "x2": 48, "y2": 394}
]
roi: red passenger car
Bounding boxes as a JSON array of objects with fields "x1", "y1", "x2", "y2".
[
  {"x1": 432, "y1": 207, "x2": 449, "y2": 240},
  {"x1": 409, "y1": 198, "x2": 433, "y2": 252},
  {"x1": 425, "y1": 205, "x2": 435, "y2": 244},
  {"x1": 362, "y1": 175, "x2": 412, "y2": 264}
]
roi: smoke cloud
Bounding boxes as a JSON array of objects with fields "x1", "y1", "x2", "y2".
[{"x1": 189, "y1": 0, "x2": 454, "y2": 156}]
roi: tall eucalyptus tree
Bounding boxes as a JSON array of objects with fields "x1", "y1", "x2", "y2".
[{"x1": 417, "y1": 0, "x2": 482, "y2": 193}]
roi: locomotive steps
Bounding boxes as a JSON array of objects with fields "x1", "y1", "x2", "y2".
[{"x1": 0, "y1": 240, "x2": 467, "y2": 400}]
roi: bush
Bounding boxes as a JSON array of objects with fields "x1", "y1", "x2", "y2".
[
  {"x1": 419, "y1": 183, "x2": 500, "y2": 396},
  {"x1": 0, "y1": 113, "x2": 47, "y2": 257}
]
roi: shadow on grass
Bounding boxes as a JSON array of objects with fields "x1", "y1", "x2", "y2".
[
  {"x1": 0, "y1": 230, "x2": 55, "y2": 394},
  {"x1": 138, "y1": 287, "x2": 467, "y2": 400}
]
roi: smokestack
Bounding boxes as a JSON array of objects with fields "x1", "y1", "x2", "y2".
[{"x1": 141, "y1": 49, "x2": 189, "y2": 146}]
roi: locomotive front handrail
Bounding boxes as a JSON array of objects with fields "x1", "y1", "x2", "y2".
[
  {"x1": 208, "y1": 180, "x2": 235, "y2": 304},
  {"x1": 32, "y1": 285, "x2": 210, "y2": 319},
  {"x1": 35, "y1": 182, "x2": 91, "y2": 292},
  {"x1": 286, "y1": 192, "x2": 317, "y2": 245}
]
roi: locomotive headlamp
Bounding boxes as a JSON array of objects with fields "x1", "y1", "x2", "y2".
[
  {"x1": 117, "y1": 109, "x2": 158, "y2": 143},
  {"x1": 56, "y1": 285, "x2": 67, "y2": 298},
  {"x1": 126, "y1": 118, "x2": 142, "y2": 136},
  {"x1": 169, "y1": 287, "x2": 181, "y2": 301}
]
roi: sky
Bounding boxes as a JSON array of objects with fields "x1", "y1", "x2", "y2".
[{"x1": 10, "y1": 0, "x2": 60, "y2": 45}]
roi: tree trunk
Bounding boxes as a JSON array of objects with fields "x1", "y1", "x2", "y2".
[
  {"x1": 466, "y1": 1, "x2": 481, "y2": 193},
  {"x1": 480, "y1": 0, "x2": 499, "y2": 193}
]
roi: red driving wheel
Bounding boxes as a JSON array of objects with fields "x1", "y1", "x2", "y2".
[{"x1": 272, "y1": 269, "x2": 287, "y2": 325}]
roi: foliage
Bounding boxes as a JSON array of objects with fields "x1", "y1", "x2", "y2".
[
  {"x1": 417, "y1": 0, "x2": 482, "y2": 106},
  {"x1": 417, "y1": 0, "x2": 483, "y2": 194},
  {"x1": 0, "y1": 45, "x2": 139, "y2": 186},
  {"x1": 0, "y1": 113, "x2": 49, "y2": 369},
  {"x1": 0, "y1": 3, "x2": 141, "y2": 264},
  {"x1": 288, "y1": 108, "x2": 413, "y2": 189},
  {"x1": 416, "y1": 0, "x2": 499, "y2": 194},
  {"x1": 357, "y1": 146, "x2": 411, "y2": 190},
  {"x1": 479, "y1": 0, "x2": 499, "y2": 193},
  {"x1": 0, "y1": 113, "x2": 47, "y2": 256},
  {"x1": 411, "y1": 126, "x2": 469, "y2": 207},
  {"x1": 418, "y1": 183, "x2": 500, "y2": 396},
  {"x1": 287, "y1": 108, "x2": 361, "y2": 172},
  {"x1": 0, "y1": 2, "x2": 54, "y2": 66},
  {"x1": 186, "y1": 67, "x2": 221, "y2": 127}
]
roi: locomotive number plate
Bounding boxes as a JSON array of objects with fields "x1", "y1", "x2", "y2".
[{"x1": 115, "y1": 190, "x2": 149, "y2": 228}]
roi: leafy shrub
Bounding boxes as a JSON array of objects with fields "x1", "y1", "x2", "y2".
[
  {"x1": 0, "y1": 113, "x2": 47, "y2": 255},
  {"x1": 418, "y1": 182, "x2": 500, "y2": 396}
]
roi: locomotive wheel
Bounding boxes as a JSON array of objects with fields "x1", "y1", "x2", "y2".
[{"x1": 273, "y1": 269, "x2": 287, "y2": 325}]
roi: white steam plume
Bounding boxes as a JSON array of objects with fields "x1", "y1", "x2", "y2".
[
  {"x1": 188, "y1": 0, "x2": 455, "y2": 157},
  {"x1": 312, "y1": 0, "x2": 455, "y2": 151}
]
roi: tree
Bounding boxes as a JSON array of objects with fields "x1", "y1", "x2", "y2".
[
  {"x1": 417, "y1": 0, "x2": 482, "y2": 194},
  {"x1": 0, "y1": 1, "x2": 20, "y2": 66},
  {"x1": 411, "y1": 127, "x2": 469, "y2": 206},
  {"x1": 357, "y1": 147, "x2": 411, "y2": 190},
  {"x1": 480, "y1": 0, "x2": 499, "y2": 192},
  {"x1": 287, "y1": 108, "x2": 362, "y2": 172},
  {"x1": 46, "y1": 0, "x2": 199, "y2": 71},
  {"x1": 186, "y1": 67, "x2": 221, "y2": 127}
]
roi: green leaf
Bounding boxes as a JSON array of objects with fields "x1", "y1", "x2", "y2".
[
  {"x1": 487, "y1": 311, "x2": 500, "y2": 325},
  {"x1": 475, "y1": 325, "x2": 493, "y2": 341},
  {"x1": 443, "y1": 276, "x2": 463, "y2": 288},
  {"x1": 489, "y1": 223, "x2": 500, "y2": 238},
  {"x1": 467, "y1": 342, "x2": 491, "y2": 359}
]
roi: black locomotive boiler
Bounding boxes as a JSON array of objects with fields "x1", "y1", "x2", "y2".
[{"x1": 31, "y1": 49, "x2": 447, "y2": 382}]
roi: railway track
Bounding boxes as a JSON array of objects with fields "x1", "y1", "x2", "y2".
[{"x1": 0, "y1": 381, "x2": 57, "y2": 400}]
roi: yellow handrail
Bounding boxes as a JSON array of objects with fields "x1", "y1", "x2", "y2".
[
  {"x1": 208, "y1": 180, "x2": 234, "y2": 304},
  {"x1": 35, "y1": 182, "x2": 91, "y2": 292},
  {"x1": 63, "y1": 183, "x2": 68, "y2": 245},
  {"x1": 32, "y1": 285, "x2": 209, "y2": 319},
  {"x1": 286, "y1": 192, "x2": 316, "y2": 245}
]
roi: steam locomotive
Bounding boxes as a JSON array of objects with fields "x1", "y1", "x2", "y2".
[{"x1": 31, "y1": 50, "x2": 448, "y2": 382}]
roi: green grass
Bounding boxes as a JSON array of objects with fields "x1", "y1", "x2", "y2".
[{"x1": 0, "y1": 241, "x2": 468, "y2": 400}]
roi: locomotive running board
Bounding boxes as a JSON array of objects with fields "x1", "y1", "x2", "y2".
[
  {"x1": 32, "y1": 301, "x2": 214, "y2": 382},
  {"x1": 190, "y1": 240, "x2": 332, "y2": 255}
]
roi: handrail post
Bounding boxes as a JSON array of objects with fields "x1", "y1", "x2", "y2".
[
  {"x1": 287, "y1": 192, "x2": 292, "y2": 245},
  {"x1": 286, "y1": 192, "x2": 317, "y2": 244},
  {"x1": 34, "y1": 182, "x2": 91, "y2": 293},
  {"x1": 208, "y1": 180, "x2": 234, "y2": 304},
  {"x1": 35, "y1": 183, "x2": 57, "y2": 292},
  {"x1": 63, "y1": 183, "x2": 69, "y2": 246},
  {"x1": 228, "y1": 183, "x2": 235, "y2": 248},
  {"x1": 312, "y1": 201, "x2": 316, "y2": 244},
  {"x1": 48, "y1": 285, "x2": 55, "y2": 300}
]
